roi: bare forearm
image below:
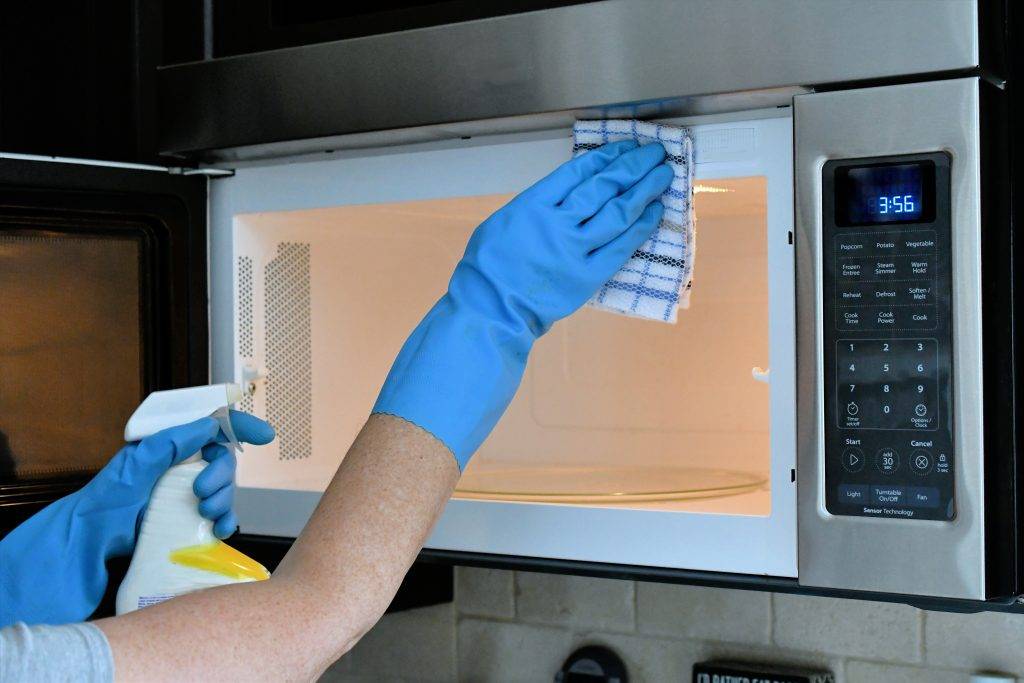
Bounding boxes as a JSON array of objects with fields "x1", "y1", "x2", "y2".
[{"x1": 97, "y1": 414, "x2": 459, "y2": 682}]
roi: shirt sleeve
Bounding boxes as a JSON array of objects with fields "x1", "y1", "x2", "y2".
[{"x1": 0, "y1": 621, "x2": 114, "y2": 683}]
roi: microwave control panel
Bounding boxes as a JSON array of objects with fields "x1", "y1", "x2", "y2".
[{"x1": 821, "y1": 153, "x2": 954, "y2": 521}]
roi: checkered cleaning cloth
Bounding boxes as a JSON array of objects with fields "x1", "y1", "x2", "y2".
[{"x1": 573, "y1": 120, "x2": 695, "y2": 323}]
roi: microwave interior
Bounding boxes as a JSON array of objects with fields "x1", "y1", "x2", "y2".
[{"x1": 214, "y1": 112, "x2": 797, "y2": 577}]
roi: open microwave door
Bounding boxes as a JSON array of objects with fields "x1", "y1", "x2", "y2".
[
  {"x1": 0, "y1": 157, "x2": 207, "y2": 531},
  {"x1": 216, "y1": 113, "x2": 797, "y2": 578}
]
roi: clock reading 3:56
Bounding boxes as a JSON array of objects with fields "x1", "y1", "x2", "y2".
[
  {"x1": 835, "y1": 160, "x2": 934, "y2": 225},
  {"x1": 874, "y1": 193, "x2": 917, "y2": 216}
]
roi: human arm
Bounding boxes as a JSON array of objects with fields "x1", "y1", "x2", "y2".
[
  {"x1": 98, "y1": 413, "x2": 454, "y2": 681},
  {"x1": 95, "y1": 140, "x2": 672, "y2": 681}
]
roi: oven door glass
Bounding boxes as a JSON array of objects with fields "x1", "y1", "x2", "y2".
[{"x1": 0, "y1": 230, "x2": 145, "y2": 480}]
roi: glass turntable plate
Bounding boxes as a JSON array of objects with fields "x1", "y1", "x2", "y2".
[{"x1": 454, "y1": 464, "x2": 767, "y2": 503}]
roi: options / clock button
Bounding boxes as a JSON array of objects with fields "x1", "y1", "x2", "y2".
[{"x1": 876, "y1": 447, "x2": 899, "y2": 474}]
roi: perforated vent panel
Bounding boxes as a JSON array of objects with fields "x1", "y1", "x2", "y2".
[
  {"x1": 238, "y1": 256, "x2": 254, "y2": 357},
  {"x1": 264, "y1": 242, "x2": 312, "y2": 460},
  {"x1": 237, "y1": 255, "x2": 255, "y2": 414}
]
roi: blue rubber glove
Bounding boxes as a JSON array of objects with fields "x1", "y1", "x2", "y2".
[
  {"x1": 374, "y1": 140, "x2": 672, "y2": 467},
  {"x1": 0, "y1": 410, "x2": 274, "y2": 627}
]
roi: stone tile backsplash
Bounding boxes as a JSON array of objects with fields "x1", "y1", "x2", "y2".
[{"x1": 321, "y1": 568, "x2": 1022, "y2": 682}]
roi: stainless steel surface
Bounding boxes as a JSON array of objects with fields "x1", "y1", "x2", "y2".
[
  {"x1": 159, "y1": 0, "x2": 978, "y2": 158},
  {"x1": 194, "y1": 88, "x2": 806, "y2": 165},
  {"x1": 795, "y1": 78, "x2": 985, "y2": 599}
]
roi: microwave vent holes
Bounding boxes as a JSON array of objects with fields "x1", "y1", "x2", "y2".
[
  {"x1": 238, "y1": 255, "x2": 255, "y2": 358},
  {"x1": 263, "y1": 241, "x2": 313, "y2": 461},
  {"x1": 237, "y1": 255, "x2": 257, "y2": 414}
]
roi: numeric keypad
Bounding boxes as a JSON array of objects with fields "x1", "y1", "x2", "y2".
[{"x1": 836, "y1": 339, "x2": 938, "y2": 430}]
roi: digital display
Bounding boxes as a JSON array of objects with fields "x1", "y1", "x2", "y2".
[{"x1": 835, "y1": 161, "x2": 935, "y2": 226}]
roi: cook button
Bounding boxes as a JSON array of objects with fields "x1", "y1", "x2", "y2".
[
  {"x1": 876, "y1": 447, "x2": 900, "y2": 474},
  {"x1": 898, "y1": 306, "x2": 937, "y2": 330},
  {"x1": 842, "y1": 447, "x2": 865, "y2": 473},
  {"x1": 871, "y1": 485, "x2": 906, "y2": 505},
  {"x1": 838, "y1": 484, "x2": 869, "y2": 504}
]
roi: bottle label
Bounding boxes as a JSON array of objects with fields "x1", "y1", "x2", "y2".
[{"x1": 137, "y1": 594, "x2": 177, "y2": 609}]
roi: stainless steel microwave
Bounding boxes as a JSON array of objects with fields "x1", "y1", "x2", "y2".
[{"x1": 1, "y1": 0, "x2": 1020, "y2": 612}]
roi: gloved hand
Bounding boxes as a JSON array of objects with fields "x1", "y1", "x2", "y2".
[
  {"x1": 374, "y1": 140, "x2": 672, "y2": 467},
  {"x1": 0, "y1": 410, "x2": 274, "y2": 627}
]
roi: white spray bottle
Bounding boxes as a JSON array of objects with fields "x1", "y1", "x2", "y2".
[{"x1": 115, "y1": 383, "x2": 270, "y2": 615}]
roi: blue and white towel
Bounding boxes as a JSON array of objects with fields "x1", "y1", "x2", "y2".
[{"x1": 572, "y1": 119, "x2": 695, "y2": 323}]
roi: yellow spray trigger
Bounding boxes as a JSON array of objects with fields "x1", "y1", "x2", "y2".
[{"x1": 169, "y1": 541, "x2": 270, "y2": 582}]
